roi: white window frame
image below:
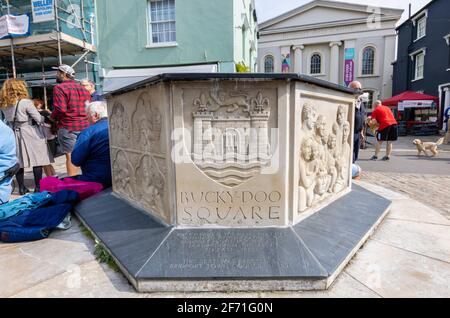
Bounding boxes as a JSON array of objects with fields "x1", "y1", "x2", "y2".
[
  {"x1": 358, "y1": 44, "x2": 378, "y2": 77},
  {"x1": 147, "y1": 0, "x2": 177, "y2": 48},
  {"x1": 414, "y1": 52, "x2": 425, "y2": 81},
  {"x1": 415, "y1": 15, "x2": 427, "y2": 41},
  {"x1": 307, "y1": 52, "x2": 325, "y2": 76},
  {"x1": 263, "y1": 55, "x2": 275, "y2": 73},
  {"x1": 361, "y1": 46, "x2": 376, "y2": 76}
]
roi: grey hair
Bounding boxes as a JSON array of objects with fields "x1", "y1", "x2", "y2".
[
  {"x1": 86, "y1": 101, "x2": 108, "y2": 118},
  {"x1": 374, "y1": 100, "x2": 382, "y2": 107}
]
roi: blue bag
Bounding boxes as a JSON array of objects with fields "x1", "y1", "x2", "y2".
[{"x1": 0, "y1": 190, "x2": 80, "y2": 243}]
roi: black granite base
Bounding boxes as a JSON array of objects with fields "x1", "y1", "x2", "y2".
[{"x1": 74, "y1": 185, "x2": 391, "y2": 292}]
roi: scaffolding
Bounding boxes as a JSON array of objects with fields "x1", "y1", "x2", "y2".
[{"x1": 0, "y1": 0, "x2": 97, "y2": 107}]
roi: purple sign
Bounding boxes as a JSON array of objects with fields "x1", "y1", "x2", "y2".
[
  {"x1": 344, "y1": 59, "x2": 355, "y2": 86},
  {"x1": 344, "y1": 48, "x2": 355, "y2": 86}
]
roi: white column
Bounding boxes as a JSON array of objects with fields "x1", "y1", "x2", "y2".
[
  {"x1": 293, "y1": 45, "x2": 304, "y2": 74},
  {"x1": 329, "y1": 41, "x2": 342, "y2": 84}
]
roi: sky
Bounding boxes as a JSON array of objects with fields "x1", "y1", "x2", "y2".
[{"x1": 255, "y1": 0, "x2": 433, "y2": 25}]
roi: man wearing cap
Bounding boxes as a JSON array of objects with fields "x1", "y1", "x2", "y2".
[{"x1": 51, "y1": 65, "x2": 91, "y2": 176}]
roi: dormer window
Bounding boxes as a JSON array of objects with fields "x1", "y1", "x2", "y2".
[
  {"x1": 412, "y1": 10, "x2": 428, "y2": 42},
  {"x1": 416, "y1": 15, "x2": 426, "y2": 40}
]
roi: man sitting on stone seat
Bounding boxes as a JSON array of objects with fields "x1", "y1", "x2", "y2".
[{"x1": 70, "y1": 101, "x2": 112, "y2": 188}]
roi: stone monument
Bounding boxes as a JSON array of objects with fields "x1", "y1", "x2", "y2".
[{"x1": 75, "y1": 74, "x2": 391, "y2": 292}]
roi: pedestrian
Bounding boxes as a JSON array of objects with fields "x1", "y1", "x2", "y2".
[
  {"x1": 0, "y1": 119, "x2": 17, "y2": 205},
  {"x1": 348, "y1": 81, "x2": 367, "y2": 162},
  {"x1": 0, "y1": 79, "x2": 54, "y2": 194},
  {"x1": 80, "y1": 79, "x2": 104, "y2": 102},
  {"x1": 369, "y1": 100, "x2": 398, "y2": 161},
  {"x1": 50, "y1": 64, "x2": 91, "y2": 177},
  {"x1": 70, "y1": 101, "x2": 112, "y2": 188},
  {"x1": 33, "y1": 99, "x2": 57, "y2": 177}
]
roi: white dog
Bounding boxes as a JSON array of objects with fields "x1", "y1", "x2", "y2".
[{"x1": 412, "y1": 138, "x2": 444, "y2": 157}]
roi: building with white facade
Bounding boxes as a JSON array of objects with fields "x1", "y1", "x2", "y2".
[{"x1": 258, "y1": 0, "x2": 403, "y2": 109}]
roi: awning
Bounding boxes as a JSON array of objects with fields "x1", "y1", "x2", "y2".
[
  {"x1": 383, "y1": 91, "x2": 438, "y2": 106},
  {"x1": 102, "y1": 63, "x2": 218, "y2": 93}
]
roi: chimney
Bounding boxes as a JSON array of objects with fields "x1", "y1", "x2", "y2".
[{"x1": 409, "y1": 3, "x2": 412, "y2": 19}]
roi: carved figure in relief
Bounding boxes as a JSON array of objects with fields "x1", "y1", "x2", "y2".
[
  {"x1": 298, "y1": 137, "x2": 318, "y2": 212},
  {"x1": 326, "y1": 134, "x2": 339, "y2": 193},
  {"x1": 335, "y1": 121, "x2": 351, "y2": 192},
  {"x1": 113, "y1": 151, "x2": 133, "y2": 196},
  {"x1": 314, "y1": 115, "x2": 328, "y2": 161},
  {"x1": 301, "y1": 102, "x2": 317, "y2": 135},
  {"x1": 133, "y1": 93, "x2": 162, "y2": 153},
  {"x1": 209, "y1": 90, "x2": 250, "y2": 113},
  {"x1": 332, "y1": 105, "x2": 346, "y2": 154},
  {"x1": 136, "y1": 155, "x2": 165, "y2": 213},
  {"x1": 110, "y1": 102, "x2": 130, "y2": 147}
]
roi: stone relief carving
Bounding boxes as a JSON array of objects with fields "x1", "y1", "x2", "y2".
[
  {"x1": 113, "y1": 150, "x2": 134, "y2": 197},
  {"x1": 298, "y1": 102, "x2": 351, "y2": 213},
  {"x1": 135, "y1": 154, "x2": 165, "y2": 214},
  {"x1": 132, "y1": 92, "x2": 163, "y2": 154},
  {"x1": 190, "y1": 89, "x2": 273, "y2": 188},
  {"x1": 110, "y1": 102, "x2": 131, "y2": 148}
]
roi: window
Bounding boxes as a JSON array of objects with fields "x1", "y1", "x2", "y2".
[
  {"x1": 363, "y1": 90, "x2": 375, "y2": 110},
  {"x1": 264, "y1": 55, "x2": 274, "y2": 73},
  {"x1": 310, "y1": 53, "x2": 321, "y2": 74},
  {"x1": 148, "y1": 0, "x2": 176, "y2": 44},
  {"x1": 362, "y1": 47, "x2": 375, "y2": 75},
  {"x1": 415, "y1": 52, "x2": 425, "y2": 80},
  {"x1": 416, "y1": 16, "x2": 426, "y2": 40}
]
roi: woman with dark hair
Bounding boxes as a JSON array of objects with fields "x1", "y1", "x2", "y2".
[{"x1": 0, "y1": 79, "x2": 54, "y2": 194}]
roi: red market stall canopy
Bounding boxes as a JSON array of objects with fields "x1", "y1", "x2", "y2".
[{"x1": 383, "y1": 91, "x2": 438, "y2": 107}]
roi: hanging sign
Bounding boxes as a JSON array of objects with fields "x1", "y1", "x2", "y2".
[
  {"x1": 344, "y1": 48, "x2": 355, "y2": 86},
  {"x1": 0, "y1": 14, "x2": 30, "y2": 40},
  {"x1": 31, "y1": 0, "x2": 55, "y2": 23}
]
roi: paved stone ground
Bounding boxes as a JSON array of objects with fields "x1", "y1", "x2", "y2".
[
  {"x1": 1, "y1": 136, "x2": 449, "y2": 298},
  {"x1": 358, "y1": 135, "x2": 450, "y2": 219}
]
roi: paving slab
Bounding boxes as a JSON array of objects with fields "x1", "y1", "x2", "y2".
[
  {"x1": 372, "y1": 219, "x2": 450, "y2": 263},
  {"x1": 11, "y1": 261, "x2": 136, "y2": 298},
  {"x1": 345, "y1": 240, "x2": 450, "y2": 298}
]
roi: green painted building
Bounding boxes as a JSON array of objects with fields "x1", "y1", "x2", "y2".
[{"x1": 96, "y1": 0, "x2": 258, "y2": 92}]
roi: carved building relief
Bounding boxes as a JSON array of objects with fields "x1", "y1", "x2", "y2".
[
  {"x1": 109, "y1": 89, "x2": 170, "y2": 223},
  {"x1": 190, "y1": 89, "x2": 274, "y2": 188},
  {"x1": 298, "y1": 101, "x2": 352, "y2": 213}
]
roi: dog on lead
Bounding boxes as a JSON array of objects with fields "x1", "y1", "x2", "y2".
[{"x1": 412, "y1": 138, "x2": 445, "y2": 157}]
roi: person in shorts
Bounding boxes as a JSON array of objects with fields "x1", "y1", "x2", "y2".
[
  {"x1": 369, "y1": 100, "x2": 398, "y2": 161},
  {"x1": 50, "y1": 65, "x2": 91, "y2": 176}
]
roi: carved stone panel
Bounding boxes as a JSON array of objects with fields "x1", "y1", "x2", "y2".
[
  {"x1": 173, "y1": 81, "x2": 287, "y2": 227},
  {"x1": 108, "y1": 86, "x2": 171, "y2": 224},
  {"x1": 296, "y1": 93, "x2": 354, "y2": 218}
]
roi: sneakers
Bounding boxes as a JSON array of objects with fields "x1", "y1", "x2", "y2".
[
  {"x1": 370, "y1": 155, "x2": 390, "y2": 161},
  {"x1": 56, "y1": 214, "x2": 72, "y2": 230}
]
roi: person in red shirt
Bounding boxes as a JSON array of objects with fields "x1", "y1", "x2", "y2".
[
  {"x1": 51, "y1": 65, "x2": 91, "y2": 176},
  {"x1": 369, "y1": 100, "x2": 398, "y2": 161}
]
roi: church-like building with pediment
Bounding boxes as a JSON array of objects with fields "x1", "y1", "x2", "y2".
[{"x1": 258, "y1": 0, "x2": 403, "y2": 110}]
